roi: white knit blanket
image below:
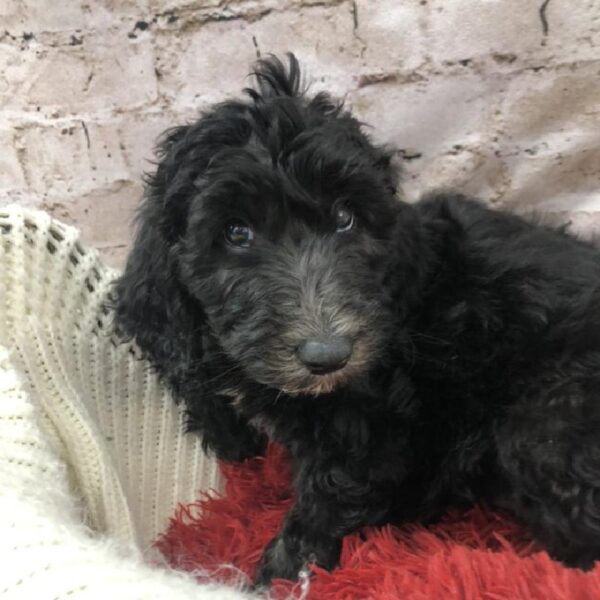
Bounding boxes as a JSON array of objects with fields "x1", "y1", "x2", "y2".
[{"x1": 0, "y1": 206, "x2": 252, "y2": 599}]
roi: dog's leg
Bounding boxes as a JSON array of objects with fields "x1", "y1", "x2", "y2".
[
  {"x1": 495, "y1": 360, "x2": 600, "y2": 568},
  {"x1": 185, "y1": 390, "x2": 267, "y2": 462},
  {"x1": 253, "y1": 455, "x2": 392, "y2": 586}
]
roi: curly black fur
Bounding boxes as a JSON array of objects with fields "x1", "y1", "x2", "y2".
[{"x1": 114, "y1": 54, "x2": 600, "y2": 585}]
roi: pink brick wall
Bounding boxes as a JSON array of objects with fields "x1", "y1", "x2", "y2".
[{"x1": 1, "y1": 0, "x2": 599, "y2": 266}]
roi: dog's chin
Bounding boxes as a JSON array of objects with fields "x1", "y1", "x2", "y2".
[
  {"x1": 281, "y1": 373, "x2": 344, "y2": 396},
  {"x1": 276, "y1": 364, "x2": 365, "y2": 396}
]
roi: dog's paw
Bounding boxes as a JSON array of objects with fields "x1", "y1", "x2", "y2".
[
  {"x1": 203, "y1": 427, "x2": 267, "y2": 463},
  {"x1": 547, "y1": 542, "x2": 599, "y2": 571},
  {"x1": 254, "y1": 536, "x2": 306, "y2": 588},
  {"x1": 253, "y1": 533, "x2": 340, "y2": 588}
]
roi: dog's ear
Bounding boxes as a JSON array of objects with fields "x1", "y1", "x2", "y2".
[
  {"x1": 113, "y1": 208, "x2": 203, "y2": 394},
  {"x1": 115, "y1": 95, "x2": 255, "y2": 379},
  {"x1": 114, "y1": 124, "x2": 267, "y2": 462},
  {"x1": 116, "y1": 110, "x2": 251, "y2": 360},
  {"x1": 114, "y1": 125, "x2": 204, "y2": 390}
]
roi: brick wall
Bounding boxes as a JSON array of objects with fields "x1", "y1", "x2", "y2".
[{"x1": 1, "y1": 0, "x2": 599, "y2": 267}]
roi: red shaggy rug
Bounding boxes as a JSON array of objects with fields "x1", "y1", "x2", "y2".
[{"x1": 156, "y1": 445, "x2": 600, "y2": 599}]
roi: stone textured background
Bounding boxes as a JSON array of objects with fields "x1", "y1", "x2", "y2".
[{"x1": 1, "y1": 0, "x2": 599, "y2": 267}]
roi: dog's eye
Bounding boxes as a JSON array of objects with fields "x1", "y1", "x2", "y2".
[
  {"x1": 224, "y1": 221, "x2": 254, "y2": 248},
  {"x1": 335, "y1": 207, "x2": 354, "y2": 232}
]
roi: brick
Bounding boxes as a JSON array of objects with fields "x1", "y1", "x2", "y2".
[
  {"x1": 500, "y1": 130, "x2": 600, "y2": 210},
  {"x1": 154, "y1": 4, "x2": 359, "y2": 110},
  {"x1": 0, "y1": 1, "x2": 89, "y2": 33},
  {"x1": 0, "y1": 32, "x2": 157, "y2": 114},
  {"x1": 428, "y1": 0, "x2": 600, "y2": 70},
  {"x1": 0, "y1": 129, "x2": 26, "y2": 192},
  {"x1": 348, "y1": 72, "x2": 510, "y2": 202},
  {"x1": 116, "y1": 110, "x2": 185, "y2": 180},
  {"x1": 541, "y1": 0, "x2": 600, "y2": 63},
  {"x1": 45, "y1": 181, "x2": 141, "y2": 269},
  {"x1": 500, "y1": 62, "x2": 600, "y2": 144},
  {"x1": 428, "y1": 0, "x2": 542, "y2": 66},
  {"x1": 350, "y1": 72, "x2": 506, "y2": 158},
  {"x1": 0, "y1": 0, "x2": 145, "y2": 33},
  {"x1": 0, "y1": 41, "x2": 29, "y2": 103},
  {"x1": 0, "y1": 191, "x2": 46, "y2": 210},
  {"x1": 404, "y1": 148, "x2": 508, "y2": 205},
  {"x1": 356, "y1": 0, "x2": 428, "y2": 75},
  {"x1": 148, "y1": 0, "x2": 223, "y2": 11},
  {"x1": 16, "y1": 121, "x2": 131, "y2": 198},
  {"x1": 148, "y1": 0, "x2": 341, "y2": 16},
  {"x1": 153, "y1": 23, "x2": 254, "y2": 109}
]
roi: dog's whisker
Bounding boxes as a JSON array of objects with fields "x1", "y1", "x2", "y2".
[{"x1": 199, "y1": 366, "x2": 243, "y2": 390}]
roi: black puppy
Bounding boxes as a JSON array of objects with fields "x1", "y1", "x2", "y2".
[{"x1": 115, "y1": 54, "x2": 600, "y2": 585}]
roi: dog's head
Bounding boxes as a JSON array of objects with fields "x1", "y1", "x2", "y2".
[{"x1": 116, "y1": 54, "x2": 422, "y2": 398}]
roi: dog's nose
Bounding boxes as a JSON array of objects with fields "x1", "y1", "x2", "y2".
[{"x1": 297, "y1": 336, "x2": 353, "y2": 375}]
